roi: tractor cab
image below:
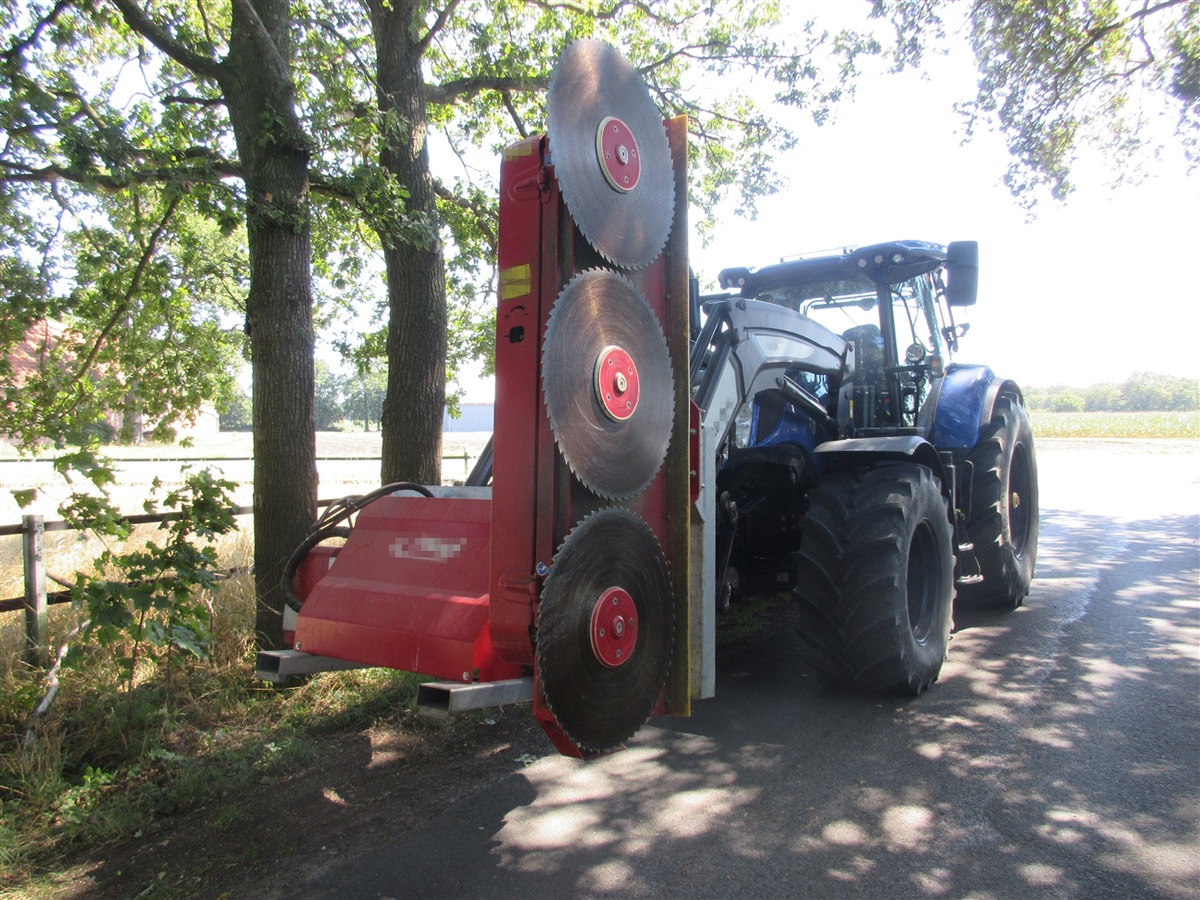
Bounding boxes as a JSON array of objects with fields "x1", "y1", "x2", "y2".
[{"x1": 718, "y1": 240, "x2": 977, "y2": 434}]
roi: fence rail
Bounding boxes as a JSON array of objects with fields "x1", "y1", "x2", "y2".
[{"x1": 2, "y1": 450, "x2": 480, "y2": 666}]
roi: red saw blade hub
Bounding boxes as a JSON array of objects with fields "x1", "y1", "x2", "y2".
[
  {"x1": 596, "y1": 116, "x2": 641, "y2": 192},
  {"x1": 590, "y1": 586, "x2": 639, "y2": 667},
  {"x1": 595, "y1": 344, "x2": 640, "y2": 421}
]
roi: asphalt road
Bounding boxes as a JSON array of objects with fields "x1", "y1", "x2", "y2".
[{"x1": 308, "y1": 440, "x2": 1199, "y2": 899}]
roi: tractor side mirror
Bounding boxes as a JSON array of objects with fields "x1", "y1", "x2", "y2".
[{"x1": 945, "y1": 241, "x2": 978, "y2": 306}]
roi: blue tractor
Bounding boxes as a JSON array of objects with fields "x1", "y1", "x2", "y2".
[{"x1": 692, "y1": 240, "x2": 1038, "y2": 695}]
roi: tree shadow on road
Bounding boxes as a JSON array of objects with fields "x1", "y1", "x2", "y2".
[{"x1": 308, "y1": 510, "x2": 1198, "y2": 899}]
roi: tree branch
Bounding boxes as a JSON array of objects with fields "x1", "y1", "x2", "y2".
[
  {"x1": 433, "y1": 181, "x2": 496, "y2": 252},
  {"x1": 1054, "y1": 0, "x2": 1184, "y2": 88},
  {"x1": 110, "y1": 0, "x2": 224, "y2": 80},
  {"x1": 0, "y1": 157, "x2": 241, "y2": 191},
  {"x1": 523, "y1": 0, "x2": 694, "y2": 27},
  {"x1": 2, "y1": 0, "x2": 73, "y2": 67},
  {"x1": 425, "y1": 73, "x2": 549, "y2": 105},
  {"x1": 70, "y1": 194, "x2": 182, "y2": 390},
  {"x1": 163, "y1": 94, "x2": 226, "y2": 108},
  {"x1": 415, "y1": 0, "x2": 464, "y2": 57},
  {"x1": 501, "y1": 90, "x2": 529, "y2": 138},
  {"x1": 307, "y1": 171, "x2": 360, "y2": 203},
  {"x1": 295, "y1": 15, "x2": 378, "y2": 87}
]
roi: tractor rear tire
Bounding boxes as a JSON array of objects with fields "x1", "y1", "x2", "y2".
[
  {"x1": 961, "y1": 395, "x2": 1039, "y2": 609},
  {"x1": 793, "y1": 463, "x2": 955, "y2": 696}
]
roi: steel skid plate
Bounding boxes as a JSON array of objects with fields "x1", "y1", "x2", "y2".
[
  {"x1": 548, "y1": 38, "x2": 674, "y2": 269},
  {"x1": 542, "y1": 269, "x2": 674, "y2": 500},
  {"x1": 537, "y1": 507, "x2": 673, "y2": 753}
]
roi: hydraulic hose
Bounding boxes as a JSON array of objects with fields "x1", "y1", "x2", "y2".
[{"x1": 281, "y1": 482, "x2": 435, "y2": 612}]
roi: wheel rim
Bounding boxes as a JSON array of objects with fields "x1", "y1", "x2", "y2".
[
  {"x1": 907, "y1": 521, "x2": 938, "y2": 644},
  {"x1": 1008, "y1": 442, "x2": 1032, "y2": 557}
]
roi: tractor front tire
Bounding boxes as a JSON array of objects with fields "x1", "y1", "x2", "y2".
[
  {"x1": 961, "y1": 395, "x2": 1039, "y2": 609},
  {"x1": 794, "y1": 463, "x2": 955, "y2": 696}
]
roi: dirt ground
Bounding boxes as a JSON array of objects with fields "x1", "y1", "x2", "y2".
[{"x1": 52, "y1": 703, "x2": 550, "y2": 898}]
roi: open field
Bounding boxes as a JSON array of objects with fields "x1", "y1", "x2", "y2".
[
  {"x1": 1029, "y1": 409, "x2": 1198, "y2": 439},
  {"x1": 0, "y1": 430, "x2": 491, "y2": 519},
  {"x1": 0, "y1": 432, "x2": 491, "y2": 602}
]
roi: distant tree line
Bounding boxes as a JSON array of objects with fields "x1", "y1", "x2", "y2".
[
  {"x1": 220, "y1": 361, "x2": 386, "y2": 433},
  {"x1": 218, "y1": 368, "x2": 1198, "y2": 428},
  {"x1": 1025, "y1": 372, "x2": 1199, "y2": 413}
]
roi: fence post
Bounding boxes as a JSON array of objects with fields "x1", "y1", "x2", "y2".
[{"x1": 23, "y1": 514, "x2": 48, "y2": 667}]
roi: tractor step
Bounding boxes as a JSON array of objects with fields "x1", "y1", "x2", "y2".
[
  {"x1": 255, "y1": 649, "x2": 366, "y2": 683},
  {"x1": 955, "y1": 542, "x2": 984, "y2": 585},
  {"x1": 416, "y1": 677, "x2": 535, "y2": 719}
]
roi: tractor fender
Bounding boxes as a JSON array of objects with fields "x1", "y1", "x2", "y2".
[
  {"x1": 812, "y1": 435, "x2": 952, "y2": 503},
  {"x1": 926, "y1": 364, "x2": 1024, "y2": 449}
]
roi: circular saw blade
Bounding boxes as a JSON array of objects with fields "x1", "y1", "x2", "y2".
[
  {"x1": 548, "y1": 39, "x2": 675, "y2": 269},
  {"x1": 543, "y1": 269, "x2": 674, "y2": 500},
  {"x1": 537, "y1": 507, "x2": 673, "y2": 754}
]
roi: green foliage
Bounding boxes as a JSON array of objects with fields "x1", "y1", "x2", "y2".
[
  {"x1": 872, "y1": 0, "x2": 1200, "y2": 204},
  {"x1": 341, "y1": 365, "x2": 387, "y2": 432},
  {"x1": 1048, "y1": 391, "x2": 1084, "y2": 412},
  {"x1": 70, "y1": 467, "x2": 238, "y2": 726},
  {"x1": 313, "y1": 359, "x2": 346, "y2": 431},
  {"x1": 218, "y1": 386, "x2": 253, "y2": 432},
  {"x1": 0, "y1": 0, "x2": 248, "y2": 451},
  {"x1": 288, "y1": 0, "x2": 889, "y2": 393},
  {"x1": 52, "y1": 764, "x2": 113, "y2": 828},
  {"x1": 1025, "y1": 372, "x2": 1199, "y2": 412},
  {"x1": 422, "y1": 0, "x2": 880, "y2": 220},
  {"x1": 1121, "y1": 370, "x2": 1200, "y2": 411}
]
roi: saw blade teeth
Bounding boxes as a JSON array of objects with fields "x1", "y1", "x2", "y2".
[
  {"x1": 536, "y1": 507, "x2": 674, "y2": 753},
  {"x1": 548, "y1": 39, "x2": 675, "y2": 270},
  {"x1": 542, "y1": 269, "x2": 675, "y2": 501}
]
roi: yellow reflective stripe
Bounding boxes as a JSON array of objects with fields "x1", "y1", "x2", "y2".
[{"x1": 500, "y1": 264, "x2": 532, "y2": 300}]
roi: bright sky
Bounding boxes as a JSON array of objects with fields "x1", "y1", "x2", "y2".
[
  {"x1": 695, "y1": 17, "x2": 1199, "y2": 392},
  {"x1": 459, "y1": 8, "x2": 1199, "y2": 402}
]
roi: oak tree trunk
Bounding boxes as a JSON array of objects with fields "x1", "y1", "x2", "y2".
[
  {"x1": 369, "y1": 0, "x2": 448, "y2": 487},
  {"x1": 222, "y1": 3, "x2": 317, "y2": 648}
]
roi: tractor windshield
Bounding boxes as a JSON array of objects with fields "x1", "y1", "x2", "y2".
[
  {"x1": 886, "y1": 273, "x2": 948, "y2": 362},
  {"x1": 754, "y1": 272, "x2": 950, "y2": 365}
]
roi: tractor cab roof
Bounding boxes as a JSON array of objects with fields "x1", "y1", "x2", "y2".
[{"x1": 718, "y1": 240, "x2": 950, "y2": 300}]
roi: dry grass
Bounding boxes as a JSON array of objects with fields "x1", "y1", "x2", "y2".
[{"x1": 0, "y1": 567, "x2": 425, "y2": 890}]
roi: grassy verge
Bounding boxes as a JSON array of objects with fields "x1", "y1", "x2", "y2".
[
  {"x1": 1029, "y1": 410, "x2": 1199, "y2": 439},
  {"x1": 0, "y1": 575, "x2": 425, "y2": 893}
]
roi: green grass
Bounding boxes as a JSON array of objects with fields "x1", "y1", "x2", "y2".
[
  {"x1": 1029, "y1": 410, "x2": 1199, "y2": 439},
  {"x1": 0, "y1": 575, "x2": 426, "y2": 893}
]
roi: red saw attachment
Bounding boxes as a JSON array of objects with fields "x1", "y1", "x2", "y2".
[
  {"x1": 279, "y1": 39, "x2": 690, "y2": 761},
  {"x1": 489, "y1": 36, "x2": 691, "y2": 755}
]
